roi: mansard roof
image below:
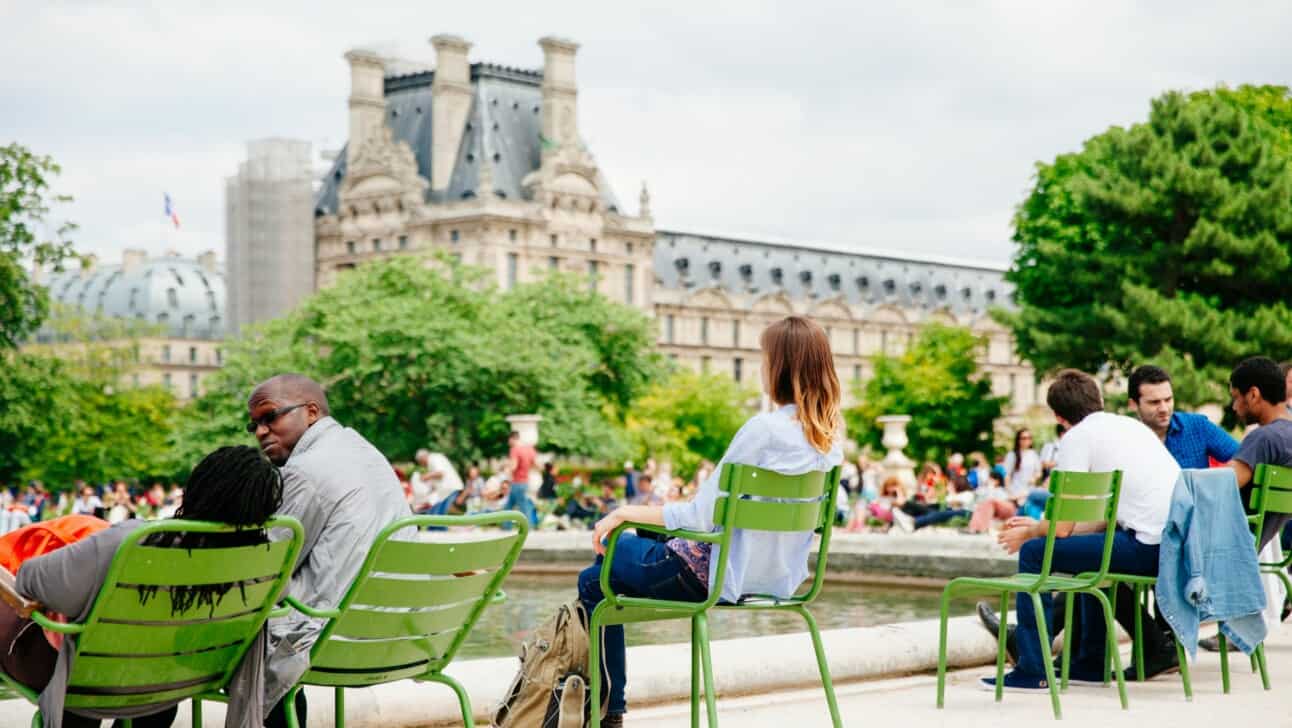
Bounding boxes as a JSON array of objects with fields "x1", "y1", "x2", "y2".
[
  {"x1": 654, "y1": 229, "x2": 1013, "y2": 315},
  {"x1": 315, "y1": 63, "x2": 620, "y2": 216}
]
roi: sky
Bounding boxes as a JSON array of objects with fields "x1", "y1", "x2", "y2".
[{"x1": 3, "y1": 1, "x2": 1290, "y2": 268}]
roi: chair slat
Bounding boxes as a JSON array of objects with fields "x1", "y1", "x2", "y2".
[
  {"x1": 115, "y1": 540, "x2": 293, "y2": 586},
  {"x1": 352, "y1": 571, "x2": 496, "y2": 608},
  {"x1": 94, "y1": 579, "x2": 278, "y2": 623},
  {"x1": 330, "y1": 600, "x2": 479, "y2": 640},
  {"x1": 312, "y1": 631, "x2": 457, "y2": 670},
  {"x1": 302, "y1": 663, "x2": 428, "y2": 687},
  {"x1": 78, "y1": 613, "x2": 260, "y2": 654},
  {"x1": 725, "y1": 465, "x2": 828, "y2": 499},
  {"x1": 1046, "y1": 493, "x2": 1114, "y2": 522},
  {"x1": 65, "y1": 679, "x2": 222, "y2": 710},
  {"x1": 720, "y1": 497, "x2": 825, "y2": 532},
  {"x1": 373, "y1": 534, "x2": 519, "y2": 575},
  {"x1": 1255, "y1": 463, "x2": 1292, "y2": 490},
  {"x1": 68, "y1": 643, "x2": 241, "y2": 688},
  {"x1": 1049, "y1": 471, "x2": 1117, "y2": 497},
  {"x1": 1261, "y1": 489, "x2": 1292, "y2": 516}
]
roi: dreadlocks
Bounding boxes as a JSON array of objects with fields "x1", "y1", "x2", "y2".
[{"x1": 139, "y1": 445, "x2": 284, "y2": 616}]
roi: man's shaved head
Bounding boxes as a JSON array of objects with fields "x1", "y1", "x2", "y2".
[
  {"x1": 249, "y1": 373, "x2": 330, "y2": 415},
  {"x1": 247, "y1": 373, "x2": 330, "y2": 465}
]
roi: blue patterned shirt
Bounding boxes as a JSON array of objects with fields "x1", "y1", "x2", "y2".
[{"x1": 1163, "y1": 412, "x2": 1239, "y2": 469}]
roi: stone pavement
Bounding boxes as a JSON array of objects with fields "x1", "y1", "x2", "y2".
[{"x1": 626, "y1": 624, "x2": 1292, "y2": 727}]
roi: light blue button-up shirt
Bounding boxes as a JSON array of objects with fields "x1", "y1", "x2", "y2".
[{"x1": 663, "y1": 404, "x2": 843, "y2": 604}]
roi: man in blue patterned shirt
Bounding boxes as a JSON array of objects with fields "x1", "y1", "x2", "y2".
[{"x1": 1128, "y1": 365, "x2": 1238, "y2": 468}]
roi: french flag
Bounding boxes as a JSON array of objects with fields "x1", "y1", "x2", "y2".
[{"x1": 163, "y1": 193, "x2": 181, "y2": 229}]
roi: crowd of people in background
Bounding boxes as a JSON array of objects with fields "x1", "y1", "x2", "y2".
[{"x1": 1, "y1": 479, "x2": 184, "y2": 534}]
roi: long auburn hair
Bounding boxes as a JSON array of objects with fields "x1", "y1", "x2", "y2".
[{"x1": 761, "y1": 316, "x2": 842, "y2": 454}]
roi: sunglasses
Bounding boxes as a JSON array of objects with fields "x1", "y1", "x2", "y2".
[{"x1": 246, "y1": 403, "x2": 307, "y2": 433}]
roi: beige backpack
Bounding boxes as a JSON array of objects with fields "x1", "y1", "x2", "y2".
[{"x1": 493, "y1": 599, "x2": 609, "y2": 728}]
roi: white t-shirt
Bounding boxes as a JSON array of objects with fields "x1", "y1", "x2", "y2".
[
  {"x1": 1003, "y1": 449, "x2": 1041, "y2": 497},
  {"x1": 1055, "y1": 412, "x2": 1179, "y2": 545}
]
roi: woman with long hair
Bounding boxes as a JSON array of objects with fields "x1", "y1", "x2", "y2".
[
  {"x1": 578, "y1": 316, "x2": 844, "y2": 727},
  {"x1": 1002, "y1": 428, "x2": 1040, "y2": 500}
]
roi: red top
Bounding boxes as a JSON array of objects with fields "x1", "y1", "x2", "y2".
[{"x1": 510, "y1": 442, "x2": 537, "y2": 483}]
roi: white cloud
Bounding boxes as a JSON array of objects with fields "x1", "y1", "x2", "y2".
[{"x1": 2, "y1": 1, "x2": 1290, "y2": 266}]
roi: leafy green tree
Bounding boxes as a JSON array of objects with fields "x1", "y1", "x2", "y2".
[
  {"x1": 999, "y1": 86, "x2": 1292, "y2": 405},
  {"x1": 170, "y1": 256, "x2": 666, "y2": 473},
  {"x1": 845, "y1": 324, "x2": 1006, "y2": 462},
  {"x1": 625, "y1": 370, "x2": 756, "y2": 481},
  {"x1": 0, "y1": 143, "x2": 78, "y2": 350}
]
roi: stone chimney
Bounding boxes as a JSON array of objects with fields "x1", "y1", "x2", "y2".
[
  {"x1": 430, "y1": 34, "x2": 473, "y2": 192},
  {"x1": 122, "y1": 248, "x2": 147, "y2": 272},
  {"x1": 538, "y1": 36, "x2": 580, "y2": 159},
  {"x1": 344, "y1": 49, "x2": 386, "y2": 168},
  {"x1": 197, "y1": 250, "x2": 218, "y2": 273}
]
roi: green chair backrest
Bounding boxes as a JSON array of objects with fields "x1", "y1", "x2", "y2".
[
  {"x1": 708, "y1": 464, "x2": 842, "y2": 604},
  {"x1": 304, "y1": 511, "x2": 527, "y2": 687},
  {"x1": 1037, "y1": 470, "x2": 1122, "y2": 584},
  {"x1": 63, "y1": 517, "x2": 304, "y2": 712},
  {"x1": 1251, "y1": 463, "x2": 1292, "y2": 543}
]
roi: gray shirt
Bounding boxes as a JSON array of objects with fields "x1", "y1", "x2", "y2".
[
  {"x1": 261, "y1": 416, "x2": 411, "y2": 707},
  {"x1": 1235, "y1": 418, "x2": 1292, "y2": 547},
  {"x1": 16, "y1": 521, "x2": 266, "y2": 728}
]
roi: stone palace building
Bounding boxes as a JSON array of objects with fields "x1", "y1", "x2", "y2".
[{"x1": 310, "y1": 35, "x2": 1039, "y2": 412}]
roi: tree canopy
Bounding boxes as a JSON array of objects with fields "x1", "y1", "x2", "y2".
[
  {"x1": 624, "y1": 370, "x2": 756, "y2": 481},
  {"x1": 170, "y1": 256, "x2": 666, "y2": 473},
  {"x1": 845, "y1": 324, "x2": 1006, "y2": 462},
  {"x1": 0, "y1": 143, "x2": 78, "y2": 350},
  {"x1": 998, "y1": 85, "x2": 1292, "y2": 405}
]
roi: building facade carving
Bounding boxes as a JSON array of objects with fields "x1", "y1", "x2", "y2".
[{"x1": 312, "y1": 35, "x2": 1041, "y2": 415}]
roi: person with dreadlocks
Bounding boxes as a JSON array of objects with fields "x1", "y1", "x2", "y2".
[
  {"x1": 4, "y1": 445, "x2": 284, "y2": 728},
  {"x1": 245, "y1": 373, "x2": 410, "y2": 728}
]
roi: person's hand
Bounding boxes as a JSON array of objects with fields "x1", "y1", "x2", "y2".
[
  {"x1": 592, "y1": 509, "x2": 625, "y2": 555},
  {"x1": 997, "y1": 516, "x2": 1039, "y2": 555}
]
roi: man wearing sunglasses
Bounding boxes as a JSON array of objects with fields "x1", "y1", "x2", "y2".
[{"x1": 245, "y1": 373, "x2": 410, "y2": 728}]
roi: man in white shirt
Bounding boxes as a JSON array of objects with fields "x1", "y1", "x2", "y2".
[{"x1": 982, "y1": 369, "x2": 1179, "y2": 693}]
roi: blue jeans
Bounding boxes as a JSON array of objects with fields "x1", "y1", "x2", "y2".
[
  {"x1": 915, "y1": 508, "x2": 970, "y2": 529},
  {"x1": 1021, "y1": 490, "x2": 1050, "y2": 520},
  {"x1": 504, "y1": 482, "x2": 537, "y2": 527},
  {"x1": 1015, "y1": 529, "x2": 1159, "y2": 677},
  {"x1": 577, "y1": 534, "x2": 707, "y2": 715}
]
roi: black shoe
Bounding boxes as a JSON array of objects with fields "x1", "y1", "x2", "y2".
[
  {"x1": 1122, "y1": 643, "x2": 1180, "y2": 682},
  {"x1": 602, "y1": 714, "x2": 624, "y2": 728},
  {"x1": 1198, "y1": 634, "x2": 1228, "y2": 652},
  {"x1": 976, "y1": 601, "x2": 1019, "y2": 665}
]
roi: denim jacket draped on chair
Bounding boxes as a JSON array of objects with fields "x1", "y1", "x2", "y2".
[{"x1": 1156, "y1": 468, "x2": 1267, "y2": 660}]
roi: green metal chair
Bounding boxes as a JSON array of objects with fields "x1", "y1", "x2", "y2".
[
  {"x1": 268, "y1": 511, "x2": 527, "y2": 728},
  {"x1": 1211, "y1": 462, "x2": 1291, "y2": 693},
  {"x1": 590, "y1": 463, "x2": 843, "y2": 728},
  {"x1": 935, "y1": 470, "x2": 1128, "y2": 720},
  {"x1": 0, "y1": 517, "x2": 304, "y2": 728},
  {"x1": 1078, "y1": 574, "x2": 1192, "y2": 698}
]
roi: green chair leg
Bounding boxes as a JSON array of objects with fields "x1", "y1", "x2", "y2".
[
  {"x1": 1104, "y1": 586, "x2": 1117, "y2": 685},
  {"x1": 1133, "y1": 584, "x2": 1145, "y2": 681},
  {"x1": 935, "y1": 585, "x2": 954, "y2": 708},
  {"x1": 588, "y1": 609, "x2": 605, "y2": 728},
  {"x1": 996, "y1": 591, "x2": 1009, "y2": 703},
  {"x1": 692, "y1": 615, "x2": 702, "y2": 728},
  {"x1": 192, "y1": 697, "x2": 203, "y2": 727},
  {"x1": 796, "y1": 605, "x2": 842, "y2": 728},
  {"x1": 1255, "y1": 643, "x2": 1270, "y2": 691},
  {"x1": 284, "y1": 686, "x2": 303, "y2": 728},
  {"x1": 1061, "y1": 592, "x2": 1074, "y2": 692},
  {"x1": 336, "y1": 685, "x2": 347, "y2": 728},
  {"x1": 424, "y1": 673, "x2": 473, "y2": 728},
  {"x1": 1219, "y1": 632, "x2": 1230, "y2": 694},
  {"x1": 695, "y1": 613, "x2": 719, "y2": 727},
  {"x1": 30, "y1": 711, "x2": 40, "y2": 728},
  {"x1": 1087, "y1": 588, "x2": 1128, "y2": 710},
  {"x1": 1174, "y1": 632, "x2": 1192, "y2": 700},
  {"x1": 1030, "y1": 593, "x2": 1062, "y2": 720}
]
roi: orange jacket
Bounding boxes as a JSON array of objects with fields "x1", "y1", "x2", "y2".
[{"x1": 0, "y1": 514, "x2": 109, "y2": 574}]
